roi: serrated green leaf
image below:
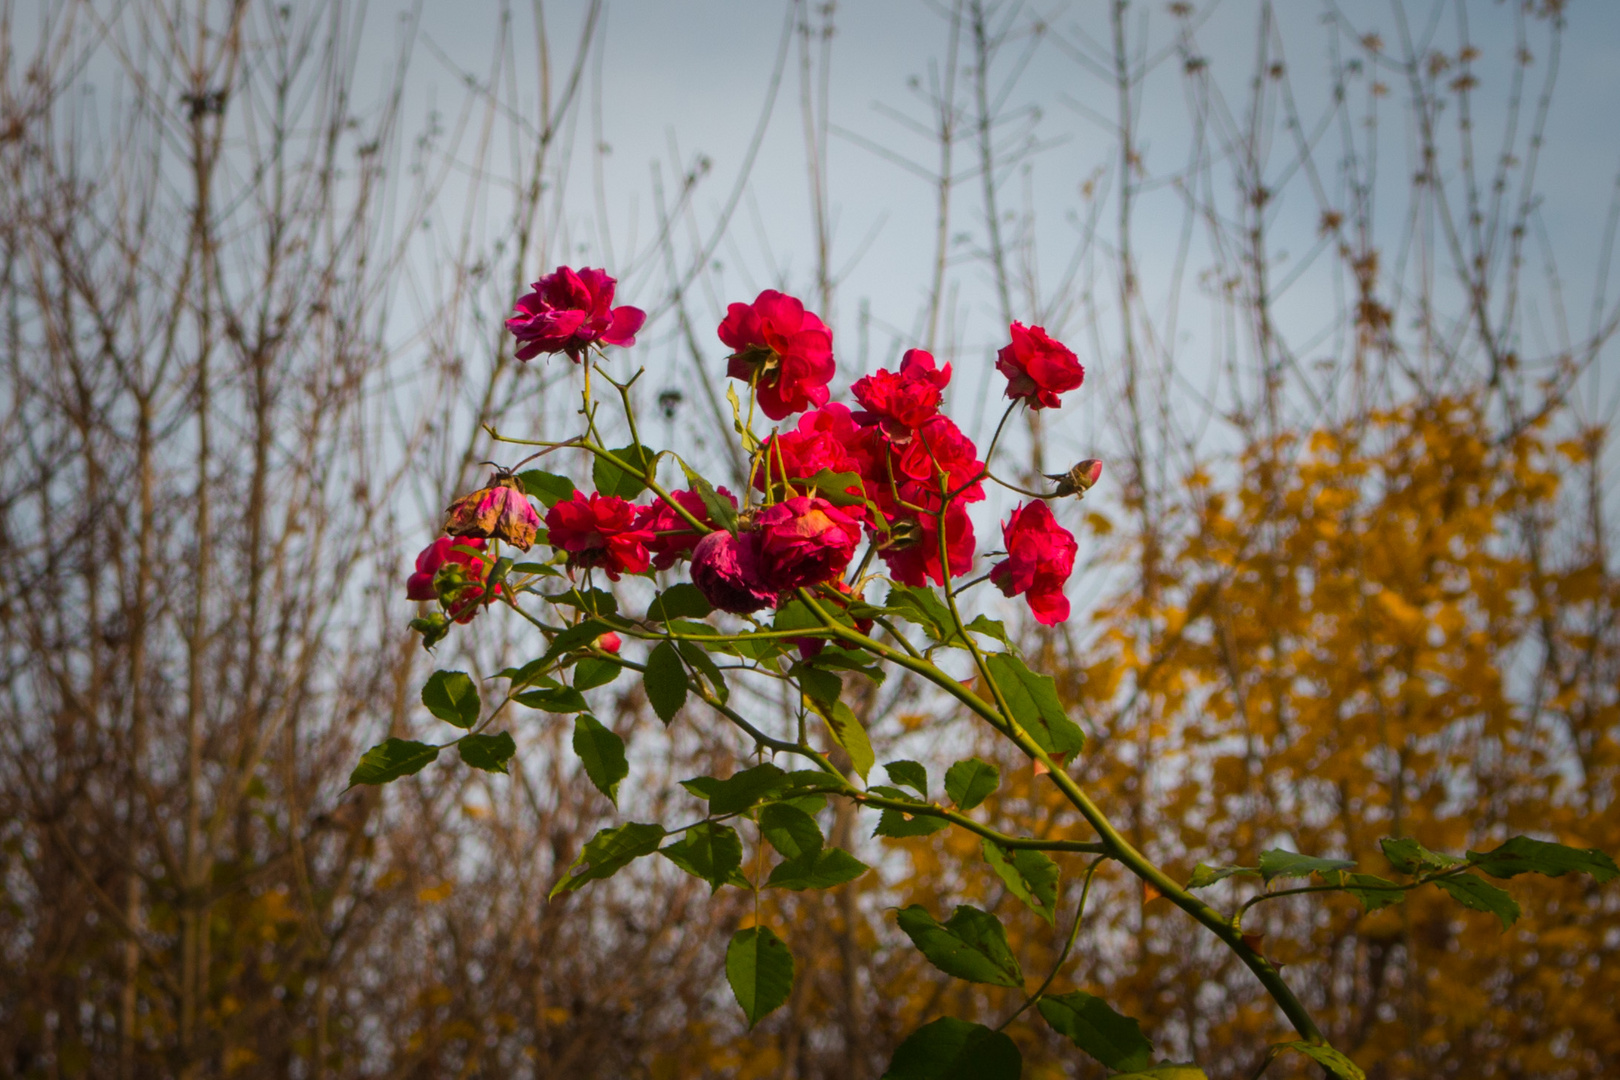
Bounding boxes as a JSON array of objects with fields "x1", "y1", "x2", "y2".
[
  {"x1": 549, "y1": 822, "x2": 665, "y2": 898},
  {"x1": 1466, "y1": 836, "x2": 1620, "y2": 883},
  {"x1": 1037, "y1": 991, "x2": 1153, "y2": 1071},
  {"x1": 458, "y1": 731, "x2": 516, "y2": 774},
  {"x1": 1380, "y1": 837, "x2": 1463, "y2": 876},
  {"x1": 726, "y1": 926, "x2": 793, "y2": 1028},
  {"x1": 544, "y1": 618, "x2": 621, "y2": 664},
  {"x1": 515, "y1": 685, "x2": 589, "y2": 713},
  {"x1": 759, "y1": 803, "x2": 824, "y2": 860},
  {"x1": 766, "y1": 847, "x2": 869, "y2": 890},
  {"x1": 706, "y1": 763, "x2": 788, "y2": 815},
  {"x1": 349, "y1": 738, "x2": 440, "y2": 786},
  {"x1": 1258, "y1": 849, "x2": 1357, "y2": 883},
  {"x1": 1432, "y1": 874, "x2": 1521, "y2": 929},
  {"x1": 1272, "y1": 1041, "x2": 1365, "y2": 1080},
  {"x1": 885, "y1": 760, "x2": 928, "y2": 797},
  {"x1": 679, "y1": 457, "x2": 740, "y2": 532},
  {"x1": 644, "y1": 640, "x2": 688, "y2": 724},
  {"x1": 875, "y1": 806, "x2": 951, "y2": 838},
  {"x1": 593, "y1": 443, "x2": 659, "y2": 499},
  {"x1": 571, "y1": 714, "x2": 627, "y2": 806},
  {"x1": 516, "y1": 469, "x2": 575, "y2": 508},
  {"x1": 983, "y1": 652, "x2": 1086, "y2": 755},
  {"x1": 882, "y1": 1017, "x2": 1021, "y2": 1080},
  {"x1": 981, "y1": 840, "x2": 1059, "y2": 924},
  {"x1": 546, "y1": 586, "x2": 618, "y2": 616},
  {"x1": 964, "y1": 615, "x2": 1012, "y2": 647},
  {"x1": 1186, "y1": 863, "x2": 1261, "y2": 889},
  {"x1": 660, "y1": 822, "x2": 745, "y2": 893},
  {"x1": 806, "y1": 696, "x2": 874, "y2": 781},
  {"x1": 1331, "y1": 872, "x2": 1406, "y2": 912},
  {"x1": 944, "y1": 758, "x2": 999, "y2": 811},
  {"x1": 422, "y1": 670, "x2": 480, "y2": 729},
  {"x1": 676, "y1": 639, "x2": 729, "y2": 703},
  {"x1": 572, "y1": 656, "x2": 622, "y2": 691},
  {"x1": 511, "y1": 560, "x2": 562, "y2": 578},
  {"x1": 800, "y1": 467, "x2": 868, "y2": 507},
  {"x1": 647, "y1": 582, "x2": 713, "y2": 621},
  {"x1": 884, "y1": 585, "x2": 963, "y2": 647},
  {"x1": 896, "y1": 905, "x2": 1023, "y2": 988}
]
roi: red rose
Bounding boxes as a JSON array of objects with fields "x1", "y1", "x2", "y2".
[
  {"x1": 690, "y1": 530, "x2": 776, "y2": 615},
  {"x1": 406, "y1": 536, "x2": 499, "y2": 623},
  {"x1": 596, "y1": 631, "x2": 623, "y2": 654},
  {"x1": 989, "y1": 500, "x2": 1077, "y2": 625},
  {"x1": 754, "y1": 403, "x2": 867, "y2": 496},
  {"x1": 751, "y1": 496, "x2": 863, "y2": 594},
  {"x1": 893, "y1": 415, "x2": 986, "y2": 501},
  {"x1": 718, "y1": 290, "x2": 835, "y2": 421},
  {"x1": 874, "y1": 482, "x2": 976, "y2": 587},
  {"x1": 544, "y1": 491, "x2": 655, "y2": 580},
  {"x1": 995, "y1": 322, "x2": 1083, "y2": 409},
  {"x1": 444, "y1": 472, "x2": 541, "y2": 550},
  {"x1": 851, "y1": 348, "x2": 951, "y2": 432},
  {"x1": 507, "y1": 266, "x2": 646, "y2": 362},
  {"x1": 642, "y1": 487, "x2": 738, "y2": 570}
]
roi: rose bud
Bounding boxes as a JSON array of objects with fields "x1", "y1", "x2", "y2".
[
  {"x1": 689, "y1": 530, "x2": 775, "y2": 615},
  {"x1": 1045, "y1": 459, "x2": 1103, "y2": 499},
  {"x1": 596, "y1": 631, "x2": 623, "y2": 654},
  {"x1": 989, "y1": 500, "x2": 1078, "y2": 626},
  {"x1": 445, "y1": 471, "x2": 542, "y2": 550},
  {"x1": 996, "y1": 321, "x2": 1084, "y2": 409}
]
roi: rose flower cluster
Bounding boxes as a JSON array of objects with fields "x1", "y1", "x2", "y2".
[{"x1": 406, "y1": 268, "x2": 1091, "y2": 629}]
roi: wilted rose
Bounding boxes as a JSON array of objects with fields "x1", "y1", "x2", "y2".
[
  {"x1": 989, "y1": 500, "x2": 1078, "y2": 625},
  {"x1": 689, "y1": 530, "x2": 775, "y2": 615},
  {"x1": 444, "y1": 472, "x2": 541, "y2": 550},
  {"x1": 507, "y1": 266, "x2": 646, "y2": 362}
]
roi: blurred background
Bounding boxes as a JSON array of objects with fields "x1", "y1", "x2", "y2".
[{"x1": 2, "y1": 0, "x2": 1617, "y2": 1076}]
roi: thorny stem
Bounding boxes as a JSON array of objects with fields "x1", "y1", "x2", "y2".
[{"x1": 997, "y1": 854, "x2": 1107, "y2": 1030}]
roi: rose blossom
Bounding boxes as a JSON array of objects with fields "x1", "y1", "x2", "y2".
[
  {"x1": 874, "y1": 482, "x2": 976, "y2": 587},
  {"x1": 995, "y1": 321, "x2": 1084, "y2": 409},
  {"x1": 753, "y1": 403, "x2": 867, "y2": 498},
  {"x1": 507, "y1": 266, "x2": 646, "y2": 362},
  {"x1": 892, "y1": 415, "x2": 986, "y2": 501},
  {"x1": 444, "y1": 472, "x2": 541, "y2": 550},
  {"x1": 751, "y1": 496, "x2": 864, "y2": 594},
  {"x1": 544, "y1": 491, "x2": 656, "y2": 580},
  {"x1": 690, "y1": 530, "x2": 775, "y2": 615},
  {"x1": 406, "y1": 536, "x2": 498, "y2": 623},
  {"x1": 718, "y1": 290, "x2": 835, "y2": 420},
  {"x1": 851, "y1": 348, "x2": 952, "y2": 432},
  {"x1": 989, "y1": 500, "x2": 1078, "y2": 626},
  {"x1": 641, "y1": 486, "x2": 739, "y2": 570}
]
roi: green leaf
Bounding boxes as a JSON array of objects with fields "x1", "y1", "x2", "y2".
[
  {"x1": 676, "y1": 639, "x2": 729, "y2": 703},
  {"x1": 349, "y1": 738, "x2": 440, "y2": 786},
  {"x1": 547, "y1": 586, "x2": 618, "y2": 616},
  {"x1": 593, "y1": 443, "x2": 659, "y2": 499},
  {"x1": 572, "y1": 656, "x2": 622, "y2": 691},
  {"x1": 944, "y1": 758, "x2": 999, "y2": 811},
  {"x1": 511, "y1": 560, "x2": 562, "y2": 578},
  {"x1": 1380, "y1": 837, "x2": 1463, "y2": 876},
  {"x1": 517, "y1": 469, "x2": 575, "y2": 508},
  {"x1": 1466, "y1": 836, "x2": 1620, "y2": 883},
  {"x1": 643, "y1": 640, "x2": 688, "y2": 723},
  {"x1": 660, "y1": 822, "x2": 745, "y2": 892},
  {"x1": 679, "y1": 458, "x2": 740, "y2": 532},
  {"x1": 964, "y1": 615, "x2": 1012, "y2": 647},
  {"x1": 726, "y1": 926, "x2": 793, "y2": 1029},
  {"x1": 422, "y1": 670, "x2": 480, "y2": 729},
  {"x1": 983, "y1": 652, "x2": 1087, "y2": 756},
  {"x1": 1186, "y1": 863, "x2": 1260, "y2": 889},
  {"x1": 801, "y1": 467, "x2": 869, "y2": 507},
  {"x1": 1272, "y1": 1042, "x2": 1366, "y2": 1080},
  {"x1": 884, "y1": 585, "x2": 963, "y2": 647},
  {"x1": 515, "y1": 685, "x2": 589, "y2": 713},
  {"x1": 895, "y1": 905, "x2": 1023, "y2": 988},
  {"x1": 1258, "y1": 849, "x2": 1357, "y2": 883},
  {"x1": 1432, "y1": 874, "x2": 1521, "y2": 929},
  {"x1": 571, "y1": 714, "x2": 628, "y2": 806},
  {"x1": 884, "y1": 760, "x2": 928, "y2": 797},
  {"x1": 1331, "y1": 872, "x2": 1406, "y2": 912},
  {"x1": 1037, "y1": 991, "x2": 1154, "y2": 1072},
  {"x1": 458, "y1": 731, "x2": 516, "y2": 774},
  {"x1": 549, "y1": 822, "x2": 665, "y2": 899},
  {"x1": 882, "y1": 1017, "x2": 1021, "y2": 1080},
  {"x1": 759, "y1": 803, "x2": 824, "y2": 860},
  {"x1": 806, "y1": 697, "x2": 874, "y2": 781},
  {"x1": 875, "y1": 806, "x2": 951, "y2": 838},
  {"x1": 543, "y1": 618, "x2": 621, "y2": 664},
  {"x1": 766, "y1": 847, "x2": 869, "y2": 891},
  {"x1": 981, "y1": 840, "x2": 1060, "y2": 924},
  {"x1": 1112, "y1": 1067, "x2": 1210, "y2": 1080},
  {"x1": 706, "y1": 763, "x2": 788, "y2": 815},
  {"x1": 647, "y1": 582, "x2": 713, "y2": 621}
]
